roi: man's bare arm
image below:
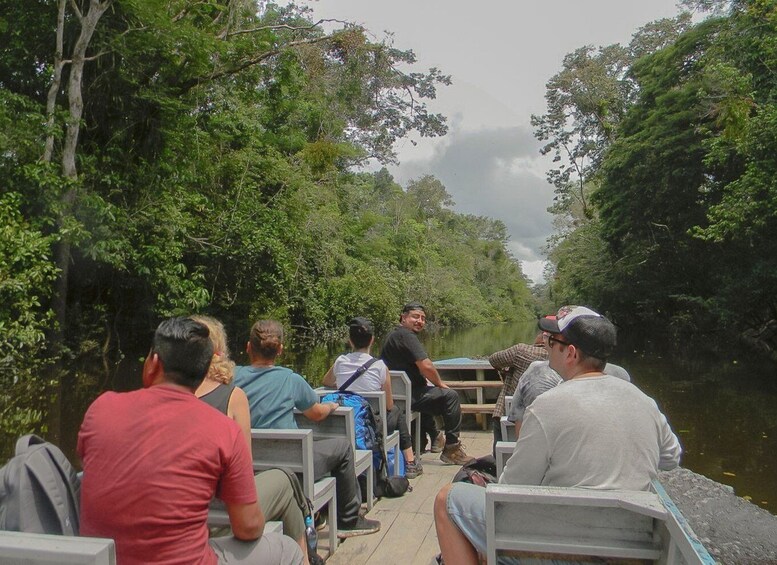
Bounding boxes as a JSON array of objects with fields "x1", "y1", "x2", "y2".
[
  {"x1": 226, "y1": 500, "x2": 264, "y2": 541},
  {"x1": 303, "y1": 401, "x2": 339, "y2": 422},
  {"x1": 416, "y1": 358, "x2": 448, "y2": 388},
  {"x1": 322, "y1": 366, "x2": 337, "y2": 388}
]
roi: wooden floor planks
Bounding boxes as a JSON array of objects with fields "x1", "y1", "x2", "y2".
[{"x1": 325, "y1": 430, "x2": 492, "y2": 565}]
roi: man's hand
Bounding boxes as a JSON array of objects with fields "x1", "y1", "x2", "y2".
[{"x1": 303, "y1": 401, "x2": 340, "y2": 422}]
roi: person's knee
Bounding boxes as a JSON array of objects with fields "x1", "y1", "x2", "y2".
[{"x1": 434, "y1": 483, "x2": 452, "y2": 518}]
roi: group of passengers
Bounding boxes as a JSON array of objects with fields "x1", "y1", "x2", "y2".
[
  {"x1": 76, "y1": 302, "x2": 475, "y2": 564},
  {"x1": 76, "y1": 301, "x2": 681, "y2": 565}
]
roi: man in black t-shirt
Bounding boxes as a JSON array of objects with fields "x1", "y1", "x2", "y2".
[{"x1": 381, "y1": 303, "x2": 475, "y2": 465}]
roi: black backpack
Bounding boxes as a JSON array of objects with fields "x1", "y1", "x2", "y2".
[
  {"x1": 0, "y1": 434, "x2": 81, "y2": 535},
  {"x1": 451, "y1": 455, "x2": 498, "y2": 487}
]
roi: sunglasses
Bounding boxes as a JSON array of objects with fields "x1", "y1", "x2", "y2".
[{"x1": 543, "y1": 333, "x2": 570, "y2": 348}]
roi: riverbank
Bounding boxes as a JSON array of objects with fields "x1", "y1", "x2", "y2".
[{"x1": 660, "y1": 467, "x2": 777, "y2": 563}]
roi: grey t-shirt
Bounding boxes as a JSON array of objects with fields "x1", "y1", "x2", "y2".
[
  {"x1": 507, "y1": 361, "x2": 632, "y2": 423},
  {"x1": 500, "y1": 375, "x2": 682, "y2": 491},
  {"x1": 507, "y1": 361, "x2": 562, "y2": 423}
]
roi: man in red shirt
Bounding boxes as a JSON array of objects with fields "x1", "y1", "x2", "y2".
[{"x1": 78, "y1": 317, "x2": 302, "y2": 565}]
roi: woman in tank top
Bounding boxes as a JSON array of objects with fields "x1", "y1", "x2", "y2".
[{"x1": 192, "y1": 315, "x2": 318, "y2": 565}]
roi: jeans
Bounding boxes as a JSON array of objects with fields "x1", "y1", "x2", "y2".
[
  {"x1": 385, "y1": 404, "x2": 413, "y2": 451},
  {"x1": 411, "y1": 386, "x2": 462, "y2": 445},
  {"x1": 312, "y1": 437, "x2": 362, "y2": 527}
]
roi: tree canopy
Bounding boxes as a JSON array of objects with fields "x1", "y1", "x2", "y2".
[
  {"x1": 537, "y1": 0, "x2": 777, "y2": 360},
  {"x1": 0, "y1": 0, "x2": 535, "y2": 455}
]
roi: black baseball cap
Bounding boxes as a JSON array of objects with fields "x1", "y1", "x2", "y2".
[{"x1": 538, "y1": 305, "x2": 616, "y2": 359}]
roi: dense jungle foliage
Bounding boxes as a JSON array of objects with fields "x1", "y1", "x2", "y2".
[
  {"x1": 535, "y1": 0, "x2": 777, "y2": 362},
  {"x1": 0, "y1": 0, "x2": 535, "y2": 454}
]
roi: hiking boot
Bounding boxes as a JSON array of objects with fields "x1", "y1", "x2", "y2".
[
  {"x1": 337, "y1": 516, "x2": 381, "y2": 539},
  {"x1": 430, "y1": 431, "x2": 446, "y2": 453},
  {"x1": 440, "y1": 442, "x2": 475, "y2": 465},
  {"x1": 405, "y1": 459, "x2": 423, "y2": 479}
]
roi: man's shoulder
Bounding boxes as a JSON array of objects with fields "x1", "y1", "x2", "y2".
[{"x1": 384, "y1": 325, "x2": 409, "y2": 340}]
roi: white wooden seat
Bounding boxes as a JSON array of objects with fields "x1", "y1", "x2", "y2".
[
  {"x1": 494, "y1": 440, "x2": 514, "y2": 478},
  {"x1": 294, "y1": 406, "x2": 375, "y2": 510},
  {"x1": 389, "y1": 371, "x2": 422, "y2": 456},
  {"x1": 485, "y1": 483, "x2": 715, "y2": 564},
  {"x1": 358, "y1": 390, "x2": 401, "y2": 469},
  {"x1": 248, "y1": 429, "x2": 339, "y2": 557},
  {"x1": 315, "y1": 387, "x2": 400, "y2": 473},
  {"x1": 0, "y1": 531, "x2": 116, "y2": 564},
  {"x1": 499, "y1": 416, "x2": 516, "y2": 442}
]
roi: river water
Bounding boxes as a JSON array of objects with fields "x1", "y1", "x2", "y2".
[{"x1": 57, "y1": 320, "x2": 777, "y2": 514}]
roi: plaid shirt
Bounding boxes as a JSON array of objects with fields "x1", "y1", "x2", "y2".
[{"x1": 488, "y1": 343, "x2": 548, "y2": 417}]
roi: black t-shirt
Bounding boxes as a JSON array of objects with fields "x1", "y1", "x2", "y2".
[{"x1": 380, "y1": 325, "x2": 429, "y2": 395}]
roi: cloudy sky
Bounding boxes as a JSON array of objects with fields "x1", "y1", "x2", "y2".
[{"x1": 301, "y1": 0, "x2": 685, "y2": 283}]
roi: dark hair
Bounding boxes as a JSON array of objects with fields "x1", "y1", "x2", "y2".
[
  {"x1": 151, "y1": 317, "x2": 213, "y2": 388},
  {"x1": 249, "y1": 320, "x2": 284, "y2": 359},
  {"x1": 576, "y1": 349, "x2": 607, "y2": 372},
  {"x1": 402, "y1": 302, "x2": 425, "y2": 315},
  {"x1": 348, "y1": 317, "x2": 374, "y2": 348}
]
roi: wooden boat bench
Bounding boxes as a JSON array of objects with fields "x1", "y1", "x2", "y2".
[
  {"x1": 315, "y1": 387, "x2": 402, "y2": 476},
  {"x1": 249, "y1": 429, "x2": 339, "y2": 557},
  {"x1": 0, "y1": 531, "x2": 116, "y2": 564},
  {"x1": 484, "y1": 482, "x2": 715, "y2": 564},
  {"x1": 390, "y1": 371, "x2": 423, "y2": 456},
  {"x1": 294, "y1": 406, "x2": 375, "y2": 510},
  {"x1": 446, "y1": 381, "x2": 502, "y2": 430}
]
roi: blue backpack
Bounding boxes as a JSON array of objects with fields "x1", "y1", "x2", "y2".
[{"x1": 320, "y1": 390, "x2": 382, "y2": 453}]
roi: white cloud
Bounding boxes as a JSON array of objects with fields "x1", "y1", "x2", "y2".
[
  {"x1": 520, "y1": 260, "x2": 549, "y2": 286},
  {"x1": 302, "y1": 0, "x2": 684, "y2": 275}
]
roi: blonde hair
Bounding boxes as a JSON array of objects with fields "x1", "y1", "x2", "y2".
[{"x1": 191, "y1": 315, "x2": 235, "y2": 384}]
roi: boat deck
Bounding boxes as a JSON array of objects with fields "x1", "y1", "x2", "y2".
[{"x1": 324, "y1": 430, "x2": 492, "y2": 565}]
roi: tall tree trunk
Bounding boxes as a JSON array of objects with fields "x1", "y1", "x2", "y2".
[
  {"x1": 48, "y1": 0, "x2": 113, "y2": 444},
  {"x1": 42, "y1": 0, "x2": 66, "y2": 163}
]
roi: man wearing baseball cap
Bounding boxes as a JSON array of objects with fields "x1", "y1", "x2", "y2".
[{"x1": 434, "y1": 305, "x2": 682, "y2": 564}]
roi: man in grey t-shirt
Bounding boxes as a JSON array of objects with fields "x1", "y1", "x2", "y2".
[{"x1": 434, "y1": 306, "x2": 681, "y2": 564}]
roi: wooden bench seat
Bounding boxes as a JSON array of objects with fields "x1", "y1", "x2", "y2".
[
  {"x1": 444, "y1": 381, "x2": 503, "y2": 389},
  {"x1": 460, "y1": 403, "x2": 496, "y2": 414}
]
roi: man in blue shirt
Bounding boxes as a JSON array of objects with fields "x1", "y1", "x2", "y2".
[{"x1": 235, "y1": 319, "x2": 381, "y2": 539}]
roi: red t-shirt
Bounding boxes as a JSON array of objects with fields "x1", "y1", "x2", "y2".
[{"x1": 77, "y1": 385, "x2": 257, "y2": 565}]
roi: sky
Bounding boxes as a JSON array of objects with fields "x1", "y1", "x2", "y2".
[{"x1": 300, "y1": 0, "x2": 686, "y2": 284}]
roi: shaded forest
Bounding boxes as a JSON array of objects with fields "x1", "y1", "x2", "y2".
[
  {"x1": 534, "y1": 0, "x2": 777, "y2": 363},
  {"x1": 0, "y1": 0, "x2": 535, "y2": 454}
]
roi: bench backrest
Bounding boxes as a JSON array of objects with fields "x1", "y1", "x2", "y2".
[
  {"x1": 357, "y1": 391, "x2": 389, "y2": 439},
  {"x1": 485, "y1": 484, "x2": 667, "y2": 563},
  {"x1": 485, "y1": 483, "x2": 714, "y2": 565},
  {"x1": 294, "y1": 407, "x2": 356, "y2": 454},
  {"x1": 0, "y1": 531, "x2": 116, "y2": 564},
  {"x1": 250, "y1": 429, "x2": 315, "y2": 498}
]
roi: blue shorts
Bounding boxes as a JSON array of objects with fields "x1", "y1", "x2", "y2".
[{"x1": 446, "y1": 482, "x2": 489, "y2": 554}]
